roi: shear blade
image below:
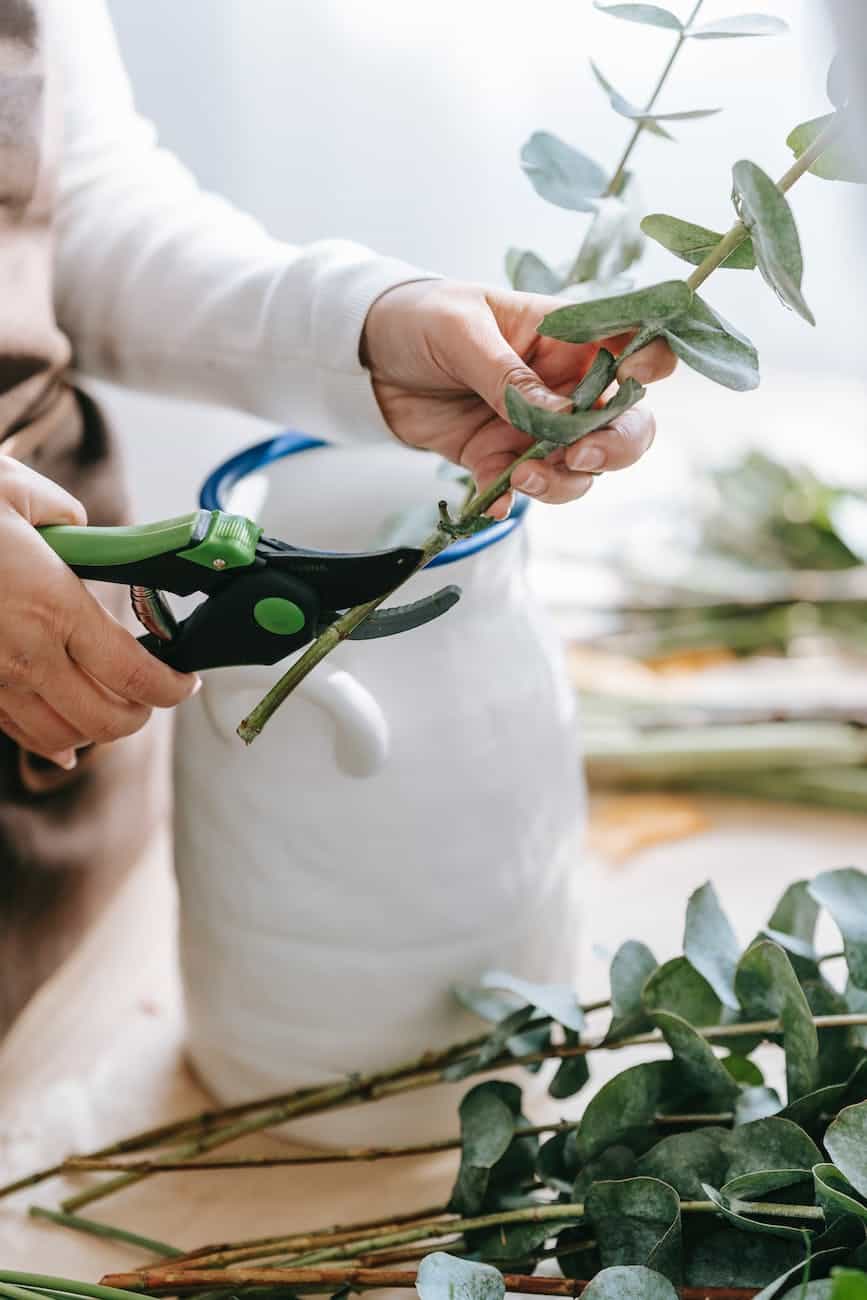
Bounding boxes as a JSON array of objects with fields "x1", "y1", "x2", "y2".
[{"x1": 343, "y1": 585, "x2": 461, "y2": 640}]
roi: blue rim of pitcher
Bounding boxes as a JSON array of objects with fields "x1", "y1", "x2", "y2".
[{"x1": 199, "y1": 432, "x2": 529, "y2": 568}]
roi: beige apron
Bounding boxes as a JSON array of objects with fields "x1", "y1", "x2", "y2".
[{"x1": 0, "y1": 1, "x2": 160, "y2": 1034}]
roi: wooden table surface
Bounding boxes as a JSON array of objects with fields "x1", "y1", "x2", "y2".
[{"x1": 1, "y1": 794, "x2": 865, "y2": 1279}]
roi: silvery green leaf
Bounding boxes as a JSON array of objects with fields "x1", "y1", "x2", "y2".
[
  {"x1": 416, "y1": 1253, "x2": 505, "y2": 1300},
  {"x1": 535, "y1": 1128, "x2": 579, "y2": 1194},
  {"x1": 468, "y1": 1217, "x2": 576, "y2": 1263},
  {"x1": 652, "y1": 1009, "x2": 740, "y2": 1104},
  {"x1": 594, "y1": 3, "x2": 683, "y2": 29},
  {"x1": 453, "y1": 982, "x2": 524, "y2": 1024},
  {"x1": 640, "y1": 213, "x2": 756, "y2": 269},
  {"x1": 549, "y1": 1029, "x2": 591, "y2": 1099},
  {"x1": 723, "y1": 1054, "x2": 764, "y2": 1086},
  {"x1": 635, "y1": 1128, "x2": 729, "y2": 1200},
  {"x1": 722, "y1": 1169, "x2": 812, "y2": 1201},
  {"x1": 752, "y1": 1250, "x2": 851, "y2": 1300},
  {"x1": 688, "y1": 14, "x2": 789, "y2": 39},
  {"x1": 736, "y1": 1086, "x2": 783, "y2": 1125},
  {"x1": 825, "y1": 1099, "x2": 867, "y2": 1197},
  {"x1": 444, "y1": 1005, "x2": 535, "y2": 1081},
  {"x1": 580, "y1": 1266, "x2": 679, "y2": 1300},
  {"x1": 813, "y1": 1162, "x2": 867, "y2": 1224},
  {"x1": 827, "y1": 55, "x2": 848, "y2": 109},
  {"x1": 642, "y1": 956, "x2": 723, "y2": 1028},
  {"x1": 662, "y1": 295, "x2": 760, "y2": 391},
  {"x1": 735, "y1": 941, "x2": 820, "y2": 1102},
  {"x1": 688, "y1": 1227, "x2": 808, "y2": 1290},
  {"x1": 702, "y1": 1182, "x2": 814, "y2": 1240},
  {"x1": 808, "y1": 869, "x2": 867, "y2": 988},
  {"x1": 572, "y1": 348, "x2": 618, "y2": 411},
  {"x1": 481, "y1": 970, "x2": 584, "y2": 1031},
  {"x1": 570, "y1": 192, "x2": 645, "y2": 286},
  {"x1": 591, "y1": 61, "x2": 719, "y2": 130},
  {"x1": 722, "y1": 1115, "x2": 821, "y2": 1181},
  {"x1": 787, "y1": 113, "x2": 867, "y2": 184},
  {"x1": 768, "y1": 881, "x2": 821, "y2": 946},
  {"x1": 779, "y1": 1286, "x2": 834, "y2": 1300},
  {"x1": 586, "y1": 1177, "x2": 682, "y2": 1282},
  {"x1": 505, "y1": 247, "x2": 563, "y2": 294},
  {"x1": 449, "y1": 1081, "x2": 519, "y2": 1214},
  {"x1": 732, "y1": 159, "x2": 815, "y2": 324},
  {"x1": 505, "y1": 379, "x2": 645, "y2": 447},
  {"x1": 539, "y1": 279, "x2": 692, "y2": 343},
  {"x1": 520, "y1": 131, "x2": 606, "y2": 212},
  {"x1": 575, "y1": 1060, "x2": 676, "y2": 1161},
  {"x1": 684, "y1": 882, "x2": 741, "y2": 1010},
  {"x1": 605, "y1": 939, "x2": 658, "y2": 1041}
]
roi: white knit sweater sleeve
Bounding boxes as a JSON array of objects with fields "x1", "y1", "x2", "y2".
[{"x1": 50, "y1": 0, "x2": 435, "y2": 442}]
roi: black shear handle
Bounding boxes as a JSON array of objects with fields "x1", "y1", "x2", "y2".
[{"x1": 140, "y1": 570, "x2": 320, "y2": 673}]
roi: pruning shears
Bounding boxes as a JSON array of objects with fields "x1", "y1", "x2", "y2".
[{"x1": 39, "y1": 510, "x2": 460, "y2": 673}]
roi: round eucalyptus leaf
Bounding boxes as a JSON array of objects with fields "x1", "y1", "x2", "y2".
[
  {"x1": 635, "y1": 1128, "x2": 729, "y2": 1200},
  {"x1": 576, "y1": 1061, "x2": 677, "y2": 1162},
  {"x1": 573, "y1": 1144, "x2": 638, "y2": 1200},
  {"x1": 505, "y1": 378, "x2": 645, "y2": 447},
  {"x1": 642, "y1": 956, "x2": 723, "y2": 1029},
  {"x1": 520, "y1": 131, "x2": 606, "y2": 212},
  {"x1": 640, "y1": 213, "x2": 756, "y2": 269},
  {"x1": 813, "y1": 1163, "x2": 867, "y2": 1225},
  {"x1": 452, "y1": 982, "x2": 523, "y2": 1024},
  {"x1": 702, "y1": 1182, "x2": 815, "y2": 1241},
  {"x1": 570, "y1": 193, "x2": 645, "y2": 287},
  {"x1": 572, "y1": 348, "x2": 618, "y2": 412},
  {"x1": 652, "y1": 1009, "x2": 740, "y2": 1105},
  {"x1": 662, "y1": 296, "x2": 760, "y2": 391},
  {"x1": 809, "y1": 869, "x2": 867, "y2": 989},
  {"x1": 579, "y1": 1265, "x2": 679, "y2": 1300},
  {"x1": 787, "y1": 114, "x2": 867, "y2": 185},
  {"x1": 825, "y1": 1100, "x2": 867, "y2": 1198},
  {"x1": 539, "y1": 279, "x2": 692, "y2": 343},
  {"x1": 536, "y1": 1128, "x2": 579, "y2": 1193},
  {"x1": 416, "y1": 1252, "x2": 505, "y2": 1300},
  {"x1": 684, "y1": 882, "x2": 742, "y2": 1011},
  {"x1": 722, "y1": 1168, "x2": 814, "y2": 1200},
  {"x1": 586, "y1": 1177, "x2": 682, "y2": 1282},
  {"x1": 722, "y1": 1116, "x2": 822, "y2": 1181},
  {"x1": 549, "y1": 1030, "x2": 591, "y2": 1099},
  {"x1": 480, "y1": 971, "x2": 585, "y2": 1032},
  {"x1": 735, "y1": 941, "x2": 820, "y2": 1102},
  {"x1": 688, "y1": 14, "x2": 789, "y2": 39},
  {"x1": 590, "y1": 60, "x2": 718, "y2": 128},
  {"x1": 605, "y1": 939, "x2": 658, "y2": 1042},
  {"x1": 732, "y1": 159, "x2": 815, "y2": 325},
  {"x1": 505, "y1": 248, "x2": 563, "y2": 294},
  {"x1": 768, "y1": 881, "x2": 821, "y2": 946},
  {"x1": 449, "y1": 1082, "x2": 519, "y2": 1215},
  {"x1": 593, "y1": 3, "x2": 683, "y2": 30},
  {"x1": 752, "y1": 1248, "x2": 851, "y2": 1300}
]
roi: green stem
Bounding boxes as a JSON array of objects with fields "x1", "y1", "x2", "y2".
[
  {"x1": 604, "y1": 0, "x2": 705, "y2": 198},
  {"x1": 28, "y1": 1206, "x2": 182, "y2": 1257},
  {"x1": 0, "y1": 1276, "x2": 147, "y2": 1300}
]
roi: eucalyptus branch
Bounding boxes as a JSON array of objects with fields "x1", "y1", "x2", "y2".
[
  {"x1": 0, "y1": 1275, "x2": 148, "y2": 1300},
  {"x1": 27, "y1": 1207, "x2": 181, "y2": 1258}
]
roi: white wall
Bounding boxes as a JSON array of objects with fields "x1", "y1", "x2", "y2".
[{"x1": 102, "y1": 0, "x2": 866, "y2": 520}]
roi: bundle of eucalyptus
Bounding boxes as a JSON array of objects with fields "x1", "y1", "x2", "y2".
[
  {"x1": 238, "y1": 1, "x2": 864, "y2": 744},
  {"x1": 6, "y1": 869, "x2": 867, "y2": 1300}
]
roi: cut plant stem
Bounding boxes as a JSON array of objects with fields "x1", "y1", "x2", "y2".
[
  {"x1": 0, "y1": 1275, "x2": 149, "y2": 1300},
  {"x1": 58, "y1": 1011, "x2": 867, "y2": 1212},
  {"x1": 28, "y1": 1207, "x2": 182, "y2": 1258}
]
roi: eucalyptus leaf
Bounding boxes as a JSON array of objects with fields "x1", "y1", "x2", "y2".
[
  {"x1": 786, "y1": 114, "x2": 867, "y2": 185},
  {"x1": 449, "y1": 1082, "x2": 518, "y2": 1214},
  {"x1": 505, "y1": 378, "x2": 645, "y2": 447},
  {"x1": 761, "y1": 929, "x2": 821, "y2": 983},
  {"x1": 722, "y1": 1169, "x2": 813, "y2": 1200},
  {"x1": 724, "y1": 1055, "x2": 764, "y2": 1087},
  {"x1": 635, "y1": 1128, "x2": 729, "y2": 1200},
  {"x1": 825, "y1": 1100, "x2": 867, "y2": 1197},
  {"x1": 580, "y1": 1265, "x2": 678, "y2": 1300},
  {"x1": 452, "y1": 983, "x2": 523, "y2": 1024},
  {"x1": 539, "y1": 279, "x2": 692, "y2": 343},
  {"x1": 769, "y1": 882, "x2": 821, "y2": 946},
  {"x1": 642, "y1": 956, "x2": 723, "y2": 1028},
  {"x1": 536, "y1": 1128, "x2": 579, "y2": 1194},
  {"x1": 813, "y1": 1163, "x2": 867, "y2": 1225},
  {"x1": 480, "y1": 971, "x2": 585, "y2": 1032},
  {"x1": 606, "y1": 940, "x2": 658, "y2": 1041},
  {"x1": 586, "y1": 1177, "x2": 682, "y2": 1282},
  {"x1": 594, "y1": 3, "x2": 682, "y2": 30},
  {"x1": 576, "y1": 1061, "x2": 677, "y2": 1162},
  {"x1": 549, "y1": 1030, "x2": 591, "y2": 1099},
  {"x1": 689, "y1": 14, "x2": 789, "y2": 39},
  {"x1": 416, "y1": 1252, "x2": 505, "y2": 1300},
  {"x1": 505, "y1": 248, "x2": 563, "y2": 294},
  {"x1": 652, "y1": 1009, "x2": 740, "y2": 1105},
  {"x1": 722, "y1": 1116, "x2": 822, "y2": 1181},
  {"x1": 732, "y1": 159, "x2": 815, "y2": 325},
  {"x1": 809, "y1": 869, "x2": 867, "y2": 989},
  {"x1": 662, "y1": 295, "x2": 760, "y2": 391},
  {"x1": 685, "y1": 882, "x2": 742, "y2": 1011},
  {"x1": 753, "y1": 1250, "x2": 852, "y2": 1300},
  {"x1": 444, "y1": 1005, "x2": 536, "y2": 1081},
  {"x1": 572, "y1": 348, "x2": 618, "y2": 411},
  {"x1": 735, "y1": 941, "x2": 820, "y2": 1101},
  {"x1": 591, "y1": 61, "x2": 719, "y2": 128},
  {"x1": 779, "y1": 1286, "x2": 834, "y2": 1300},
  {"x1": 641, "y1": 213, "x2": 756, "y2": 269},
  {"x1": 686, "y1": 1227, "x2": 806, "y2": 1290},
  {"x1": 736, "y1": 1086, "x2": 784, "y2": 1125},
  {"x1": 468, "y1": 1217, "x2": 576, "y2": 1263},
  {"x1": 573, "y1": 1145, "x2": 638, "y2": 1200},
  {"x1": 521, "y1": 131, "x2": 607, "y2": 212},
  {"x1": 702, "y1": 1182, "x2": 815, "y2": 1241},
  {"x1": 570, "y1": 192, "x2": 645, "y2": 286}
]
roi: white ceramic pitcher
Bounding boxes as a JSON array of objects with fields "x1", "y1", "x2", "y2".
[{"x1": 173, "y1": 434, "x2": 585, "y2": 1144}]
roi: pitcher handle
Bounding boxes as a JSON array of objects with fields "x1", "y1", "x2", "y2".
[{"x1": 296, "y1": 669, "x2": 390, "y2": 778}]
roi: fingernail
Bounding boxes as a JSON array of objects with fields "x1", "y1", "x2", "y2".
[
  {"x1": 54, "y1": 750, "x2": 77, "y2": 771},
  {"x1": 190, "y1": 676, "x2": 203, "y2": 696},
  {"x1": 569, "y1": 445, "x2": 606, "y2": 473},
  {"x1": 519, "y1": 472, "x2": 545, "y2": 496}
]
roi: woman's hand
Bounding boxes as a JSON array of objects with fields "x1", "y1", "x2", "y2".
[
  {"x1": 361, "y1": 280, "x2": 676, "y2": 518},
  {"x1": 0, "y1": 458, "x2": 198, "y2": 769}
]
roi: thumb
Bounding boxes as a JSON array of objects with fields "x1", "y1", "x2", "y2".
[{"x1": 457, "y1": 314, "x2": 572, "y2": 425}]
